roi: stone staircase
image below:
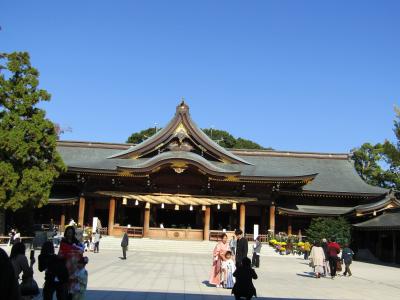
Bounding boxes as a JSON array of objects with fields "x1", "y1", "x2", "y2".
[{"x1": 97, "y1": 236, "x2": 280, "y2": 256}]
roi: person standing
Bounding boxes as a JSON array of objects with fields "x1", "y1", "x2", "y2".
[
  {"x1": 39, "y1": 241, "x2": 69, "y2": 300},
  {"x1": 121, "y1": 231, "x2": 129, "y2": 260},
  {"x1": 341, "y1": 243, "x2": 354, "y2": 277},
  {"x1": 71, "y1": 257, "x2": 88, "y2": 300},
  {"x1": 303, "y1": 241, "x2": 311, "y2": 260},
  {"x1": 209, "y1": 233, "x2": 230, "y2": 287},
  {"x1": 58, "y1": 226, "x2": 84, "y2": 299},
  {"x1": 235, "y1": 229, "x2": 248, "y2": 268},
  {"x1": 232, "y1": 257, "x2": 258, "y2": 300},
  {"x1": 229, "y1": 235, "x2": 237, "y2": 255},
  {"x1": 251, "y1": 236, "x2": 262, "y2": 268},
  {"x1": 8, "y1": 228, "x2": 16, "y2": 246},
  {"x1": 221, "y1": 251, "x2": 236, "y2": 289},
  {"x1": 10, "y1": 242, "x2": 37, "y2": 299},
  {"x1": 327, "y1": 237, "x2": 341, "y2": 279},
  {"x1": 0, "y1": 248, "x2": 21, "y2": 300},
  {"x1": 321, "y1": 238, "x2": 330, "y2": 276},
  {"x1": 309, "y1": 241, "x2": 326, "y2": 278},
  {"x1": 93, "y1": 230, "x2": 101, "y2": 253}
]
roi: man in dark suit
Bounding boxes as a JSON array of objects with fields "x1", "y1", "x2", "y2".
[{"x1": 235, "y1": 229, "x2": 248, "y2": 268}]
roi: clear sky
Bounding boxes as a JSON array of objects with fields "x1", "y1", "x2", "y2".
[{"x1": 1, "y1": 1, "x2": 399, "y2": 153}]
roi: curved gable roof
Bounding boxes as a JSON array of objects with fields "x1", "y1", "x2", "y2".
[{"x1": 108, "y1": 101, "x2": 251, "y2": 165}]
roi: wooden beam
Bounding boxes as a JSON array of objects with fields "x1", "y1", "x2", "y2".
[
  {"x1": 60, "y1": 206, "x2": 66, "y2": 232},
  {"x1": 78, "y1": 196, "x2": 85, "y2": 227},
  {"x1": 203, "y1": 206, "x2": 210, "y2": 240},
  {"x1": 143, "y1": 205, "x2": 150, "y2": 238},
  {"x1": 288, "y1": 216, "x2": 292, "y2": 236},
  {"x1": 269, "y1": 205, "x2": 276, "y2": 233},
  {"x1": 108, "y1": 198, "x2": 116, "y2": 235},
  {"x1": 240, "y1": 204, "x2": 246, "y2": 233}
]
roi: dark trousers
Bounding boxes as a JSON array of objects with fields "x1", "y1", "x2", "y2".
[
  {"x1": 329, "y1": 257, "x2": 338, "y2": 277},
  {"x1": 343, "y1": 263, "x2": 352, "y2": 276},
  {"x1": 94, "y1": 242, "x2": 99, "y2": 253},
  {"x1": 122, "y1": 246, "x2": 127, "y2": 259},
  {"x1": 251, "y1": 253, "x2": 260, "y2": 268},
  {"x1": 43, "y1": 281, "x2": 67, "y2": 300}
]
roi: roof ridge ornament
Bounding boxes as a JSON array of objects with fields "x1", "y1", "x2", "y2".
[
  {"x1": 176, "y1": 98, "x2": 189, "y2": 115},
  {"x1": 107, "y1": 100, "x2": 252, "y2": 165}
]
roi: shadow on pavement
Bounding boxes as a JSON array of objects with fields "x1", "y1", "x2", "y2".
[
  {"x1": 82, "y1": 290, "x2": 323, "y2": 300},
  {"x1": 296, "y1": 272, "x2": 316, "y2": 278},
  {"x1": 202, "y1": 280, "x2": 215, "y2": 287}
]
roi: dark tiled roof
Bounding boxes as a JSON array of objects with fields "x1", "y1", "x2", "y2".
[
  {"x1": 354, "y1": 192, "x2": 400, "y2": 213},
  {"x1": 56, "y1": 141, "x2": 388, "y2": 195},
  {"x1": 353, "y1": 209, "x2": 400, "y2": 230},
  {"x1": 278, "y1": 205, "x2": 353, "y2": 216}
]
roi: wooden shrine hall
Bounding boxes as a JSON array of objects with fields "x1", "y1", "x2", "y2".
[{"x1": 35, "y1": 101, "x2": 394, "y2": 240}]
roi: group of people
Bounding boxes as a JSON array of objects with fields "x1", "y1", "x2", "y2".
[
  {"x1": 1, "y1": 226, "x2": 89, "y2": 300},
  {"x1": 309, "y1": 237, "x2": 354, "y2": 279},
  {"x1": 210, "y1": 229, "x2": 260, "y2": 300}
]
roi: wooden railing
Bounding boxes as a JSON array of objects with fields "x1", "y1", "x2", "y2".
[
  {"x1": 126, "y1": 227, "x2": 143, "y2": 238},
  {"x1": 209, "y1": 230, "x2": 235, "y2": 241},
  {"x1": 99, "y1": 227, "x2": 108, "y2": 236},
  {"x1": 245, "y1": 234, "x2": 268, "y2": 243},
  {"x1": 0, "y1": 236, "x2": 34, "y2": 248}
]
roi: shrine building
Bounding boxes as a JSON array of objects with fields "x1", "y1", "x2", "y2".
[{"x1": 35, "y1": 101, "x2": 398, "y2": 241}]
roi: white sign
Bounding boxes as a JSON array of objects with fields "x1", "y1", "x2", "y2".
[
  {"x1": 92, "y1": 217, "x2": 98, "y2": 233},
  {"x1": 254, "y1": 224, "x2": 259, "y2": 239}
]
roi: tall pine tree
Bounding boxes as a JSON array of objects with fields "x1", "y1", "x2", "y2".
[{"x1": 0, "y1": 52, "x2": 65, "y2": 217}]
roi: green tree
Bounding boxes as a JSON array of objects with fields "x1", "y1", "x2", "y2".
[
  {"x1": 0, "y1": 52, "x2": 66, "y2": 211},
  {"x1": 127, "y1": 127, "x2": 271, "y2": 150},
  {"x1": 306, "y1": 217, "x2": 351, "y2": 244},
  {"x1": 127, "y1": 127, "x2": 158, "y2": 144},
  {"x1": 352, "y1": 108, "x2": 400, "y2": 190},
  {"x1": 202, "y1": 128, "x2": 237, "y2": 148},
  {"x1": 382, "y1": 107, "x2": 400, "y2": 189}
]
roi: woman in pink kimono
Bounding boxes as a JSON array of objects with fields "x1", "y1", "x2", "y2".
[{"x1": 210, "y1": 233, "x2": 229, "y2": 287}]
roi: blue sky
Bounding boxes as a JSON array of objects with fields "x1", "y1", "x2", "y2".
[{"x1": 1, "y1": 1, "x2": 399, "y2": 152}]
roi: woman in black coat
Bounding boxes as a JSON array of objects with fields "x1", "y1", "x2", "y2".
[
  {"x1": 39, "y1": 241, "x2": 69, "y2": 300},
  {"x1": 232, "y1": 257, "x2": 257, "y2": 300},
  {"x1": 0, "y1": 248, "x2": 20, "y2": 300}
]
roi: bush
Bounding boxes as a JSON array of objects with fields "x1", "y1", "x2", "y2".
[{"x1": 306, "y1": 217, "x2": 351, "y2": 245}]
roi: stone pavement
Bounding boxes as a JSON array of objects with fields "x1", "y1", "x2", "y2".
[{"x1": 2, "y1": 246, "x2": 400, "y2": 300}]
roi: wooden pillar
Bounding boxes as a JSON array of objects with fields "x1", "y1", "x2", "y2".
[
  {"x1": 60, "y1": 206, "x2": 66, "y2": 232},
  {"x1": 203, "y1": 206, "x2": 210, "y2": 240},
  {"x1": 260, "y1": 206, "x2": 267, "y2": 234},
  {"x1": 108, "y1": 198, "x2": 116, "y2": 235},
  {"x1": 288, "y1": 216, "x2": 292, "y2": 236},
  {"x1": 143, "y1": 204, "x2": 150, "y2": 238},
  {"x1": 269, "y1": 205, "x2": 276, "y2": 233},
  {"x1": 239, "y1": 204, "x2": 246, "y2": 233},
  {"x1": 78, "y1": 196, "x2": 85, "y2": 227}
]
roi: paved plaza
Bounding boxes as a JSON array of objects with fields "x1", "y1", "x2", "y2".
[{"x1": 4, "y1": 246, "x2": 398, "y2": 300}]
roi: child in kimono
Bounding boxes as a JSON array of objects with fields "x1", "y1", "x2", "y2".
[
  {"x1": 71, "y1": 256, "x2": 88, "y2": 300},
  {"x1": 221, "y1": 251, "x2": 236, "y2": 289}
]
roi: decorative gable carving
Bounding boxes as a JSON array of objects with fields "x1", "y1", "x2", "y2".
[{"x1": 108, "y1": 100, "x2": 252, "y2": 165}]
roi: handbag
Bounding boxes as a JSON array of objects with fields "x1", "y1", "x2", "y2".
[{"x1": 20, "y1": 277, "x2": 39, "y2": 296}]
